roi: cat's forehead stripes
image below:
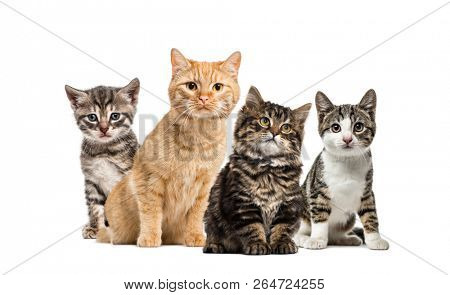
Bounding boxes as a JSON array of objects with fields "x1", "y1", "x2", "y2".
[
  {"x1": 189, "y1": 61, "x2": 224, "y2": 85},
  {"x1": 264, "y1": 102, "x2": 291, "y2": 122},
  {"x1": 86, "y1": 86, "x2": 118, "y2": 110},
  {"x1": 325, "y1": 104, "x2": 362, "y2": 124}
]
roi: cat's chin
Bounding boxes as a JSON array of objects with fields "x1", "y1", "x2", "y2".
[
  {"x1": 191, "y1": 108, "x2": 226, "y2": 119},
  {"x1": 325, "y1": 146, "x2": 369, "y2": 158},
  {"x1": 258, "y1": 141, "x2": 282, "y2": 156},
  {"x1": 84, "y1": 134, "x2": 117, "y2": 144}
]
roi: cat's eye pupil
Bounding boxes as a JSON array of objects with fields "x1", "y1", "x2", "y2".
[
  {"x1": 354, "y1": 122, "x2": 364, "y2": 132},
  {"x1": 331, "y1": 123, "x2": 341, "y2": 133},
  {"x1": 187, "y1": 82, "x2": 197, "y2": 90},
  {"x1": 213, "y1": 83, "x2": 223, "y2": 91},
  {"x1": 281, "y1": 124, "x2": 291, "y2": 133},
  {"x1": 87, "y1": 114, "x2": 97, "y2": 122},
  {"x1": 260, "y1": 117, "x2": 270, "y2": 127},
  {"x1": 111, "y1": 113, "x2": 120, "y2": 120}
]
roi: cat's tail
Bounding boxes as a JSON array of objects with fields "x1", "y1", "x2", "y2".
[
  {"x1": 352, "y1": 227, "x2": 365, "y2": 243},
  {"x1": 96, "y1": 218, "x2": 112, "y2": 244}
]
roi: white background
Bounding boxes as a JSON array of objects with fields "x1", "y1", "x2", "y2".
[{"x1": 1, "y1": 0, "x2": 449, "y2": 294}]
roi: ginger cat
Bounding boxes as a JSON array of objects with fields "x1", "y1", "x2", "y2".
[{"x1": 97, "y1": 49, "x2": 241, "y2": 247}]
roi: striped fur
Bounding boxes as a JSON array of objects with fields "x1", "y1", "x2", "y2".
[
  {"x1": 204, "y1": 86, "x2": 311, "y2": 255},
  {"x1": 65, "y1": 79, "x2": 140, "y2": 239},
  {"x1": 295, "y1": 89, "x2": 389, "y2": 250}
]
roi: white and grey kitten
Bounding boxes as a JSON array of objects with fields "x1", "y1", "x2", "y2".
[
  {"x1": 295, "y1": 89, "x2": 389, "y2": 250},
  {"x1": 65, "y1": 79, "x2": 140, "y2": 239}
]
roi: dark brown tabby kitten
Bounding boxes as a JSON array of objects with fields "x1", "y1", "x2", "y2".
[
  {"x1": 204, "y1": 86, "x2": 311, "y2": 255},
  {"x1": 65, "y1": 79, "x2": 140, "y2": 239},
  {"x1": 294, "y1": 90, "x2": 389, "y2": 250}
]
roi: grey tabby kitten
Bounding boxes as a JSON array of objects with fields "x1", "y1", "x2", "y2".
[
  {"x1": 65, "y1": 79, "x2": 140, "y2": 239},
  {"x1": 294, "y1": 89, "x2": 389, "y2": 250},
  {"x1": 204, "y1": 86, "x2": 311, "y2": 255}
]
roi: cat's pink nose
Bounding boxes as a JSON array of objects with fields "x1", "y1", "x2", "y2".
[
  {"x1": 99, "y1": 123, "x2": 109, "y2": 134},
  {"x1": 343, "y1": 136, "x2": 353, "y2": 145},
  {"x1": 199, "y1": 96, "x2": 209, "y2": 105}
]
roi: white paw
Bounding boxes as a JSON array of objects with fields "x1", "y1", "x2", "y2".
[
  {"x1": 366, "y1": 238, "x2": 389, "y2": 250},
  {"x1": 294, "y1": 234, "x2": 310, "y2": 247},
  {"x1": 302, "y1": 238, "x2": 328, "y2": 250}
]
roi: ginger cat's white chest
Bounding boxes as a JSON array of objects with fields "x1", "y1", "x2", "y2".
[{"x1": 322, "y1": 152, "x2": 370, "y2": 223}]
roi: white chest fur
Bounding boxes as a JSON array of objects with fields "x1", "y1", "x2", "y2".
[
  {"x1": 85, "y1": 158, "x2": 124, "y2": 195},
  {"x1": 321, "y1": 151, "x2": 371, "y2": 225}
]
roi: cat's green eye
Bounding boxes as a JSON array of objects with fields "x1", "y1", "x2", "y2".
[
  {"x1": 213, "y1": 83, "x2": 223, "y2": 91},
  {"x1": 87, "y1": 114, "x2": 98, "y2": 122},
  {"x1": 331, "y1": 123, "x2": 341, "y2": 133},
  {"x1": 186, "y1": 82, "x2": 197, "y2": 91},
  {"x1": 354, "y1": 122, "x2": 365, "y2": 133},
  {"x1": 281, "y1": 124, "x2": 292, "y2": 134},
  {"x1": 110, "y1": 113, "x2": 120, "y2": 121},
  {"x1": 259, "y1": 117, "x2": 270, "y2": 127}
]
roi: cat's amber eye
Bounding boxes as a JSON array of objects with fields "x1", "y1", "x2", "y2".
[
  {"x1": 331, "y1": 123, "x2": 341, "y2": 133},
  {"x1": 213, "y1": 83, "x2": 223, "y2": 91},
  {"x1": 259, "y1": 117, "x2": 270, "y2": 127},
  {"x1": 354, "y1": 122, "x2": 365, "y2": 133},
  {"x1": 110, "y1": 113, "x2": 120, "y2": 121},
  {"x1": 87, "y1": 114, "x2": 98, "y2": 122},
  {"x1": 186, "y1": 82, "x2": 197, "y2": 91},
  {"x1": 281, "y1": 124, "x2": 292, "y2": 134}
]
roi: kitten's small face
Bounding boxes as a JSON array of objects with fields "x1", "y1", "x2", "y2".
[
  {"x1": 168, "y1": 49, "x2": 241, "y2": 119},
  {"x1": 235, "y1": 87, "x2": 311, "y2": 157},
  {"x1": 316, "y1": 90, "x2": 377, "y2": 157},
  {"x1": 65, "y1": 79, "x2": 139, "y2": 143}
]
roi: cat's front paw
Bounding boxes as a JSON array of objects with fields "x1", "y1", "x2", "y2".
[
  {"x1": 137, "y1": 233, "x2": 162, "y2": 247},
  {"x1": 82, "y1": 225, "x2": 97, "y2": 239},
  {"x1": 184, "y1": 233, "x2": 206, "y2": 247},
  {"x1": 295, "y1": 234, "x2": 310, "y2": 247},
  {"x1": 366, "y1": 238, "x2": 389, "y2": 250},
  {"x1": 243, "y1": 241, "x2": 271, "y2": 255},
  {"x1": 271, "y1": 240, "x2": 298, "y2": 254},
  {"x1": 302, "y1": 237, "x2": 328, "y2": 250},
  {"x1": 203, "y1": 243, "x2": 225, "y2": 254}
]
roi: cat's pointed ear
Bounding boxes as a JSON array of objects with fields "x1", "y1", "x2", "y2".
[
  {"x1": 245, "y1": 86, "x2": 264, "y2": 109},
  {"x1": 221, "y1": 51, "x2": 241, "y2": 78},
  {"x1": 65, "y1": 85, "x2": 87, "y2": 110},
  {"x1": 171, "y1": 48, "x2": 190, "y2": 75},
  {"x1": 315, "y1": 91, "x2": 334, "y2": 114},
  {"x1": 293, "y1": 103, "x2": 312, "y2": 125},
  {"x1": 118, "y1": 78, "x2": 140, "y2": 106},
  {"x1": 359, "y1": 89, "x2": 377, "y2": 116}
]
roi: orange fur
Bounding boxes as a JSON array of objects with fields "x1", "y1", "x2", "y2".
[{"x1": 98, "y1": 49, "x2": 241, "y2": 247}]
